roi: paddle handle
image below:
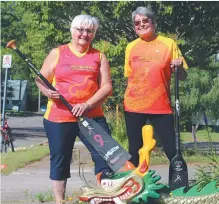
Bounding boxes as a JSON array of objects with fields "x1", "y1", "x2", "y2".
[
  {"x1": 175, "y1": 67, "x2": 181, "y2": 153},
  {"x1": 5, "y1": 40, "x2": 87, "y2": 119}
]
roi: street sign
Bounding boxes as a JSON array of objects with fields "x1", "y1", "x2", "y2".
[{"x1": 2, "y1": 54, "x2": 12, "y2": 68}]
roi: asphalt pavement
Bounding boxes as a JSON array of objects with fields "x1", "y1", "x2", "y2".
[{"x1": 6, "y1": 115, "x2": 47, "y2": 150}]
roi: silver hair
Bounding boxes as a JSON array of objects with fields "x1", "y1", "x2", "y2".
[
  {"x1": 70, "y1": 14, "x2": 99, "y2": 34},
  {"x1": 132, "y1": 7, "x2": 157, "y2": 27}
]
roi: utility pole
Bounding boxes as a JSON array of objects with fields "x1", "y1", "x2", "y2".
[
  {"x1": 18, "y1": 80, "x2": 22, "y2": 112},
  {"x1": 38, "y1": 89, "x2": 41, "y2": 112}
]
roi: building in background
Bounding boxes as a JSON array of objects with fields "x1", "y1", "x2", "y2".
[{"x1": 1, "y1": 80, "x2": 28, "y2": 111}]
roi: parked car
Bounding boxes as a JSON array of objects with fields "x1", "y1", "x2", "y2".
[{"x1": 40, "y1": 105, "x2": 47, "y2": 112}]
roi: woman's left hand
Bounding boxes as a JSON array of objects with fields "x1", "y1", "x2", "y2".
[{"x1": 71, "y1": 103, "x2": 90, "y2": 117}]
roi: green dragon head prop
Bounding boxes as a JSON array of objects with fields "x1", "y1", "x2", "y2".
[{"x1": 78, "y1": 125, "x2": 219, "y2": 203}]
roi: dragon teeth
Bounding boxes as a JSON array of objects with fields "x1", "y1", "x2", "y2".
[{"x1": 113, "y1": 197, "x2": 123, "y2": 204}]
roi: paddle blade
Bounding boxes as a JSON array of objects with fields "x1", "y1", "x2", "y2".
[
  {"x1": 169, "y1": 154, "x2": 189, "y2": 191},
  {"x1": 78, "y1": 117, "x2": 131, "y2": 172}
]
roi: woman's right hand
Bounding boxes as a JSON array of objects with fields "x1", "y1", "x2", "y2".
[{"x1": 47, "y1": 89, "x2": 60, "y2": 99}]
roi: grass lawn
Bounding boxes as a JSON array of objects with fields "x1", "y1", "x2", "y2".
[
  {"x1": 181, "y1": 130, "x2": 219, "y2": 142},
  {"x1": 149, "y1": 145, "x2": 217, "y2": 165},
  {"x1": 1, "y1": 129, "x2": 218, "y2": 176},
  {"x1": 1, "y1": 145, "x2": 49, "y2": 175}
]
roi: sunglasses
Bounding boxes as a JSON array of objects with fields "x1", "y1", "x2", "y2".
[
  {"x1": 134, "y1": 18, "x2": 151, "y2": 26},
  {"x1": 76, "y1": 28, "x2": 95, "y2": 35}
]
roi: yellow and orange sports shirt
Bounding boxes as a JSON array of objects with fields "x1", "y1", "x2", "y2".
[
  {"x1": 44, "y1": 43, "x2": 104, "y2": 122},
  {"x1": 124, "y1": 35, "x2": 188, "y2": 114}
]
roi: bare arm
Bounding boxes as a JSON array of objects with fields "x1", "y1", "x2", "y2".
[
  {"x1": 35, "y1": 48, "x2": 60, "y2": 99},
  {"x1": 72, "y1": 53, "x2": 112, "y2": 116}
]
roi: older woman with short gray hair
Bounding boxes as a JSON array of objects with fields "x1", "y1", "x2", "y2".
[
  {"x1": 132, "y1": 6, "x2": 157, "y2": 28},
  {"x1": 123, "y1": 7, "x2": 188, "y2": 185},
  {"x1": 70, "y1": 14, "x2": 99, "y2": 35},
  {"x1": 36, "y1": 14, "x2": 113, "y2": 204}
]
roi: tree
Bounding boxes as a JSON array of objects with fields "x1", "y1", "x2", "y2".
[{"x1": 1, "y1": 1, "x2": 218, "y2": 122}]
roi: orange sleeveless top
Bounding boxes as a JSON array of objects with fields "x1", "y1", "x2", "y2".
[
  {"x1": 124, "y1": 36, "x2": 188, "y2": 114},
  {"x1": 44, "y1": 43, "x2": 104, "y2": 122}
]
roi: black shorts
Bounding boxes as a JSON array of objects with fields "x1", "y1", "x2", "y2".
[{"x1": 124, "y1": 112, "x2": 176, "y2": 166}]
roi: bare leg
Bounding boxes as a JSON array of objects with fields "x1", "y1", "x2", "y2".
[{"x1": 52, "y1": 180, "x2": 67, "y2": 204}]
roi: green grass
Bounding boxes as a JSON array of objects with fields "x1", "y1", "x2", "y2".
[
  {"x1": 149, "y1": 147, "x2": 216, "y2": 165},
  {"x1": 35, "y1": 191, "x2": 54, "y2": 203},
  {"x1": 1, "y1": 145, "x2": 49, "y2": 175},
  {"x1": 181, "y1": 130, "x2": 219, "y2": 142}
]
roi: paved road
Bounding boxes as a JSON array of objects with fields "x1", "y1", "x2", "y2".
[{"x1": 7, "y1": 115, "x2": 47, "y2": 150}]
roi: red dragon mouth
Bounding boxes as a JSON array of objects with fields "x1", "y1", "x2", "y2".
[{"x1": 78, "y1": 174, "x2": 144, "y2": 203}]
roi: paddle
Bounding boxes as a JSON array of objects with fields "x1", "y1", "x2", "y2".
[
  {"x1": 4, "y1": 40, "x2": 131, "y2": 173},
  {"x1": 169, "y1": 66, "x2": 189, "y2": 191}
]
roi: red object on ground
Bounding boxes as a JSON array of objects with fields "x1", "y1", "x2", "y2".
[{"x1": 1, "y1": 164, "x2": 7, "y2": 169}]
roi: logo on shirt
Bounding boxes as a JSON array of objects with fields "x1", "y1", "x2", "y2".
[
  {"x1": 71, "y1": 65, "x2": 95, "y2": 71},
  {"x1": 132, "y1": 56, "x2": 145, "y2": 62},
  {"x1": 132, "y1": 56, "x2": 159, "y2": 62}
]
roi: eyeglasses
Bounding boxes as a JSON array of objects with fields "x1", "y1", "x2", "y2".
[
  {"x1": 76, "y1": 28, "x2": 95, "y2": 35},
  {"x1": 134, "y1": 18, "x2": 152, "y2": 26}
]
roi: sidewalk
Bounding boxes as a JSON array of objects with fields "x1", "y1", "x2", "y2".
[
  {"x1": 1, "y1": 142, "x2": 94, "y2": 204},
  {"x1": 1, "y1": 142, "x2": 201, "y2": 204}
]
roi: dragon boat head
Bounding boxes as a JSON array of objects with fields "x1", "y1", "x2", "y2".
[
  {"x1": 78, "y1": 170, "x2": 166, "y2": 203},
  {"x1": 77, "y1": 125, "x2": 219, "y2": 203}
]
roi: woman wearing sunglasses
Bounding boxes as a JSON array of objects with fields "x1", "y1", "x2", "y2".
[{"x1": 124, "y1": 7, "x2": 188, "y2": 170}]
